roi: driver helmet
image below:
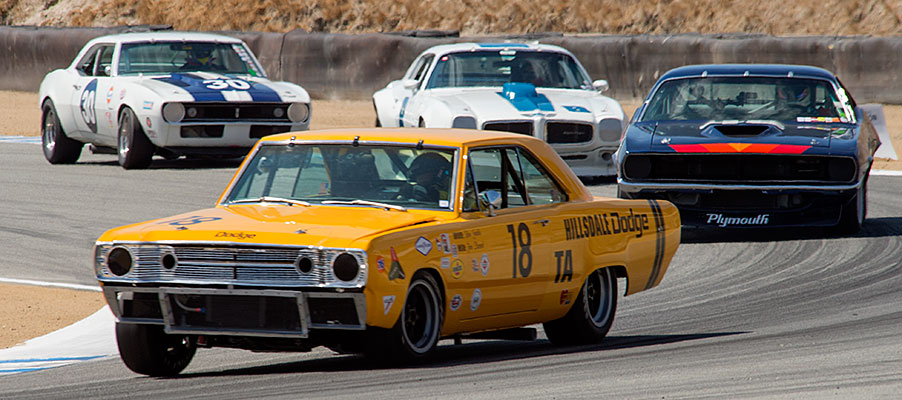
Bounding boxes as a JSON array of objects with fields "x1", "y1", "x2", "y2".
[{"x1": 409, "y1": 152, "x2": 451, "y2": 186}]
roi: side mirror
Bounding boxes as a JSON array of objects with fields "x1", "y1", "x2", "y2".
[
  {"x1": 479, "y1": 190, "x2": 502, "y2": 216},
  {"x1": 402, "y1": 79, "x2": 420, "y2": 90},
  {"x1": 103, "y1": 65, "x2": 112, "y2": 77},
  {"x1": 592, "y1": 79, "x2": 609, "y2": 93}
]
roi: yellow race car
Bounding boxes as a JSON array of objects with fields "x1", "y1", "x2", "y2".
[{"x1": 95, "y1": 128, "x2": 680, "y2": 376}]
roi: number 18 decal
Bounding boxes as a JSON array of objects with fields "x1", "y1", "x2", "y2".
[
  {"x1": 203, "y1": 79, "x2": 251, "y2": 90},
  {"x1": 506, "y1": 223, "x2": 532, "y2": 278}
]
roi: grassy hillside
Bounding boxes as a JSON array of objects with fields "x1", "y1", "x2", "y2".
[{"x1": 4, "y1": 0, "x2": 902, "y2": 36}]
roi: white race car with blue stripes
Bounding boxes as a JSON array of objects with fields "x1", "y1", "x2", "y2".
[
  {"x1": 373, "y1": 42, "x2": 625, "y2": 177},
  {"x1": 38, "y1": 31, "x2": 310, "y2": 169}
]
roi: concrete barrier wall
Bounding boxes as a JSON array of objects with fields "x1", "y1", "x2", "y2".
[{"x1": 5, "y1": 26, "x2": 902, "y2": 103}]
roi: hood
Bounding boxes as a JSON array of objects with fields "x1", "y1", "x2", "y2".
[
  {"x1": 638, "y1": 120, "x2": 849, "y2": 153},
  {"x1": 133, "y1": 72, "x2": 287, "y2": 102},
  {"x1": 428, "y1": 83, "x2": 615, "y2": 122},
  {"x1": 100, "y1": 205, "x2": 440, "y2": 248}
]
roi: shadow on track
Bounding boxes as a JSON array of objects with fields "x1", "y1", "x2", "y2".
[
  {"x1": 76, "y1": 157, "x2": 243, "y2": 170},
  {"x1": 681, "y1": 217, "x2": 902, "y2": 243},
  {"x1": 168, "y1": 331, "x2": 745, "y2": 379}
]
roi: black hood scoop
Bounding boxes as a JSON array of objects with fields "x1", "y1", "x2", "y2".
[{"x1": 713, "y1": 124, "x2": 772, "y2": 137}]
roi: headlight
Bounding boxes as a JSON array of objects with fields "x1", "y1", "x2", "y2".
[
  {"x1": 162, "y1": 103, "x2": 185, "y2": 122},
  {"x1": 287, "y1": 103, "x2": 310, "y2": 123},
  {"x1": 106, "y1": 246, "x2": 134, "y2": 276},
  {"x1": 598, "y1": 118, "x2": 623, "y2": 142},
  {"x1": 332, "y1": 253, "x2": 360, "y2": 282}
]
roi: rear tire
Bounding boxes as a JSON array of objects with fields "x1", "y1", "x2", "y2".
[
  {"x1": 116, "y1": 323, "x2": 196, "y2": 377},
  {"x1": 365, "y1": 272, "x2": 443, "y2": 363},
  {"x1": 544, "y1": 267, "x2": 617, "y2": 345},
  {"x1": 41, "y1": 100, "x2": 82, "y2": 164},
  {"x1": 117, "y1": 107, "x2": 154, "y2": 169}
]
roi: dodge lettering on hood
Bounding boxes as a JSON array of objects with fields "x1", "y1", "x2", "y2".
[
  {"x1": 615, "y1": 64, "x2": 880, "y2": 233},
  {"x1": 95, "y1": 128, "x2": 680, "y2": 376}
]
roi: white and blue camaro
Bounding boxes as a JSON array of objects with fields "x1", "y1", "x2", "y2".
[
  {"x1": 373, "y1": 42, "x2": 626, "y2": 177},
  {"x1": 39, "y1": 31, "x2": 311, "y2": 169}
]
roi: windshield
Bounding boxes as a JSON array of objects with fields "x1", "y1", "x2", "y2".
[
  {"x1": 425, "y1": 50, "x2": 591, "y2": 89},
  {"x1": 117, "y1": 42, "x2": 264, "y2": 76},
  {"x1": 641, "y1": 77, "x2": 855, "y2": 123},
  {"x1": 225, "y1": 144, "x2": 456, "y2": 210}
]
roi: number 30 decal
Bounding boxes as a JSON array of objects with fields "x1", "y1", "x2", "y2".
[
  {"x1": 507, "y1": 223, "x2": 532, "y2": 278},
  {"x1": 203, "y1": 79, "x2": 251, "y2": 90}
]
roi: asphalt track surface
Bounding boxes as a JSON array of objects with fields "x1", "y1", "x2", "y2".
[{"x1": 1, "y1": 142, "x2": 901, "y2": 399}]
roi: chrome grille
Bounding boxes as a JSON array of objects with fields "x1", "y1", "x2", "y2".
[{"x1": 95, "y1": 244, "x2": 367, "y2": 288}]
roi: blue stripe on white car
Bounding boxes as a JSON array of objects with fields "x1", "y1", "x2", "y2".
[
  {"x1": 497, "y1": 82, "x2": 554, "y2": 112},
  {"x1": 153, "y1": 73, "x2": 282, "y2": 102}
]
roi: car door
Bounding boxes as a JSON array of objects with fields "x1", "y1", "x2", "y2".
[
  {"x1": 452, "y1": 145, "x2": 569, "y2": 320},
  {"x1": 69, "y1": 43, "x2": 116, "y2": 143},
  {"x1": 397, "y1": 54, "x2": 434, "y2": 127}
]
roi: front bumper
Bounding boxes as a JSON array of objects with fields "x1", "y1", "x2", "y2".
[
  {"x1": 618, "y1": 180, "x2": 860, "y2": 228},
  {"x1": 103, "y1": 284, "x2": 366, "y2": 338},
  {"x1": 556, "y1": 145, "x2": 618, "y2": 177}
]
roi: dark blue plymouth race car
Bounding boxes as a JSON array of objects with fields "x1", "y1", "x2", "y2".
[{"x1": 615, "y1": 64, "x2": 881, "y2": 233}]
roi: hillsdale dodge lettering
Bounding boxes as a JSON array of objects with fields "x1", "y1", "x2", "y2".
[{"x1": 564, "y1": 209, "x2": 650, "y2": 240}]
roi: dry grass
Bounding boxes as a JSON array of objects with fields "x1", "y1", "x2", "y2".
[{"x1": 4, "y1": 0, "x2": 902, "y2": 36}]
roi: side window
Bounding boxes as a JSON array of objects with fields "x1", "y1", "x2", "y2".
[
  {"x1": 96, "y1": 46, "x2": 115, "y2": 77},
  {"x1": 517, "y1": 150, "x2": 568, "y2": 204},
  {"x1": 466, "y1": 147, "x2": 528, "y2": 209},
  {"x1": 76, "y1": 46, "x2": 102, "y2": 76},
  {"x1": 408, "y1": 54, "x2": 435, "y2": 83}
]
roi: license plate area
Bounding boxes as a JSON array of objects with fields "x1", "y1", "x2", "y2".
[{"x1": 159, "y1": 288, "x2": 308, "y2": 338}]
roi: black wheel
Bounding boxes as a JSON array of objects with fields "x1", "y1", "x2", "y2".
[
  {"x1": 836, "y1": 178, "x2": 867, "y2": 234},
  {"x1": 41, "y1": 100, "x2": 82, "y2": 164},
  {"x1": 115, "y1": 323, "x2": 196, "y2": 376},
  {"x1": 365, "y1": 272, "x2": 443, "y2": 363},
  {"x1": 117, "y1": 107, "x2": 154, "y2": 169},
  {"x1": 543, "y1": 267, "x2": 617, "y2": 345}
]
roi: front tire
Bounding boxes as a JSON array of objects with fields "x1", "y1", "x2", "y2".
[
  {"x1": 836, "y1": 178, "x2": 867, "y2": 234},
  {"x1": 41, "y1": 100, "x2": 82, "y2": 164},
  {"x1": 117, "y1": 107, "x2": 154, "y2": 169},
  {"x1": 543, "y1": 267, "x2": 617, "y2": 345},
  {"x1": 116, "y1": 323, "x2": 196, "y2": 377},
  {"x1": 365, "y1": 272, "x2": 443, "y2": 363}
]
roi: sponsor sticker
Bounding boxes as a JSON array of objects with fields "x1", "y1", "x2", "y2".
[
  {"x1": 480, "y1": 253, "x2": 490, "y2": 276},
  {"x1": 451, "y1": 244, "x2": 459, "y2": 258},
  {"x1": 415, "y1": 236, "x2": 432, "y2": 256},
  {"x1": 376, "y1": 256, "x2": 386, "y2": 273},
  {"x1": 119, "y1": 88, "x2": 127, "y2": 100},
  {"x1": 560, "y1": 289, "x2": 571, "y2": 305},
  {"x1": 383, "y1": 295, "x2": 395, "y2": 315},
  {"x1": 145, "y1": 117, "x2": 152, "y2": 128},
  {"x1": 440, "y1": 257, "x2": 450, "y2": 269},
  {"x1": 142, "y1": 101, "x2": 154, "y2": 110},
  {"x1": 106, "y1": 86, "x2": 114, "y2": 104},
  {"x1": 388, "y1": 247, "x2": 406, "y2": 280},
  {"x1": 449, "y1": 294, "x2": 462, "y2": 311},
  {"x1": 471, "y1": 259, "x2": 479, "y2": 272},
  {"x1": 451, "y1": 259, "x2": 464, "y2": 279},
  {"x1": 440, "y1": 233, "x2": 451, "y2": 253},
  {"x1": 470, "y1": 288, "x2": 482, "y2": 311}
]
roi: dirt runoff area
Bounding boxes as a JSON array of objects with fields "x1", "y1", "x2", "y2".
[{"x1": 2, "y1": 91, "x2": 901, "y2": 349}]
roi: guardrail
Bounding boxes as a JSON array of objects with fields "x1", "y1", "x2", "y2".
[{"x1": 4, "y1": 26, "x2": 902, "y2": 103}]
